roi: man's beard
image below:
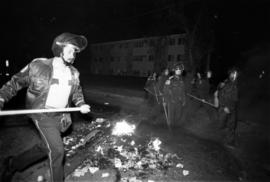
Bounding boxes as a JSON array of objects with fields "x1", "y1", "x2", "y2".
[
  {"x1": 63, "y1": 60, "x2": 73, "y2": 66},
  {"x1": 62, "y1": 58, "x2": 74, "y2": 66}
]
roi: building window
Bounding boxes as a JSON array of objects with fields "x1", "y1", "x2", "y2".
[
  {"x1": 133, "y1": 56, "x2": 144, "y2": 62},
  {"x1": 148, "y1": 55, "x2": 154, "y2": 61},
  {"x1": 124, "y1": 42, "x2": 129, "y2": 48},
  {"x1": 178, "y1": 38, "x2": 183, "y2": 45},
  {"x1": 135, "y1": 40, "x2": 144, "y2": 48},
  {"x1": 169, "y1": 38, "x2": 175, "y2": 45}
]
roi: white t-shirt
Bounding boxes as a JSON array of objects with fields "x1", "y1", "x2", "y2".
[{"x1": 45, "y1": 59, "x2": 72, "y2": 108}]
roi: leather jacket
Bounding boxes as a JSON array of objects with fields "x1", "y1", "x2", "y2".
[{"x1": 0, "y1": 58, "x2": 86, "y2": 120}]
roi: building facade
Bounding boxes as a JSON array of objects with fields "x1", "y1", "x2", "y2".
[{"x1": 90, "y1": 34, "x2": 186, "y2": 77}]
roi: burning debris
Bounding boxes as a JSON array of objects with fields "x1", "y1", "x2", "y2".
[
  {"x1": 112, "y1": 120, "x2": 135, "y2": 136},
  {"x1": 64, "y1": 118, "x2": 190, "y2": 181}
]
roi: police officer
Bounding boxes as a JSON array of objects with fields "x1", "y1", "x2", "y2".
[
  {"x1": 163, "y1": 63, "x2": 186, "y2": 129},
  {"x1": 0, "y1": 32, "x2": 91, "y2": 182},
  {"x1": 157, "y1": 68, "x2": 170, "y2": 101},
  {"x1": 144, "y1": 72, "x2": 159, "y2": 105},
  {"x1": 215, "y1": 68, "x2": 239, "y2": 148},
  {"x1": 196, "y1": 70, "x2": 213, "y2": 102}
]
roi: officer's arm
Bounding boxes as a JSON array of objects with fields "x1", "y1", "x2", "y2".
[
  {"x1": 71, "y1": 75, "x2": 86, "y2": 107},
  {"x1": 213, "y1": 90, "x2": 219, "y2": 108},
  {"x1": 71, "y1": 73, "x2": 91, "y2": 114},
  {"x1": 72, "y1": 84, "x2": 91, "y2": 114}
]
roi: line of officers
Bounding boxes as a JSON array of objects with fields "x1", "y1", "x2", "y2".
[{"x1": 144, "y1": 62, "x2": 239, "y2": 147}]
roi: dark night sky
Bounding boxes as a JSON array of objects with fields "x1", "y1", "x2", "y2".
[{"x1": 1, "y1": 0, "x2": 270, "y2": 71}]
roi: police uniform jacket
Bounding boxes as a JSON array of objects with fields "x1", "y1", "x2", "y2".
[
  {"x1": 163, "y1": 76, "x2": 186, "y2": 104},
  {"x1": 218, "y1": 80, "x2": 238, "y2": 110}
]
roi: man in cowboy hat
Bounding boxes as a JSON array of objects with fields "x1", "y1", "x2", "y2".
[{"x1": 0, "y1": 32, "x2": 90, "y2": 182}]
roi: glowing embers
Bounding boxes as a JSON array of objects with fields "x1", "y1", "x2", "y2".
[{"x1": 112, "y1": 120, "x2": 135, "y2": 136}]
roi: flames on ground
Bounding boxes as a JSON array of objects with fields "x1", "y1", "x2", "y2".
[{"x1": 63, "y1": 118, "x2": 190, "y2": 181}]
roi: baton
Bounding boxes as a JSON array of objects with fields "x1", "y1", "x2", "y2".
[
  {"x1": 162, "y1": 99, "x2": 171, "y2": 130},
  {"x1": 186, "y1": 93, "x2": 217, "y2": 108},
  {"x1": 153, "y1": 85, "x2": 160, "y2": 104},
  {"x1": 0, "y1": 107, "x2": 82, "y2": 116}
]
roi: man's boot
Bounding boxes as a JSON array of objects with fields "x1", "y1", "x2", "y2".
[{"x1": 1, "y1": 156, "x2": 16, "y2": 182}]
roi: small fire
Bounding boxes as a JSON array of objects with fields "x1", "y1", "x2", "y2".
[{"x1": 112, "y1": 120, "x2": 135, "y2": 136}]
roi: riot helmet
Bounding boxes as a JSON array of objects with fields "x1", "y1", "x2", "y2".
[
  {"x1": 173, "y1": 62, "x2": 184, "y2": 76},
  {"x1": 173, "y1": 62, "x2": 185, "y2": 71},
  {"x1": 51, "y1": 32, "x2": 88, "y2": 58}
]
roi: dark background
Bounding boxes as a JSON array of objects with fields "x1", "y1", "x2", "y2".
[
  {"x1": 0, "y1": 0, "x2": 270, "y2": 80},
  {"x1": 0, "y1": 1, "x2": 269, "y2": 179}
]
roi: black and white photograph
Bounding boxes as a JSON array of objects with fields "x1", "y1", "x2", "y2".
[{"x1": 0, "y1": 0, "x2": 269, "y2": 181}]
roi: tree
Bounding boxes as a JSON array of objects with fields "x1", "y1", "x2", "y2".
[{"x1": 163, "y1": 0, "x2": 215, "y2": 74}]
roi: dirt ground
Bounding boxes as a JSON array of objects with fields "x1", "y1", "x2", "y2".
[
  {"x1": 0, "y1": 110, "x2": 241, "y2": 182},
  {"x1": 0, "y1": 98, "x2": 268, "y2": 182}
]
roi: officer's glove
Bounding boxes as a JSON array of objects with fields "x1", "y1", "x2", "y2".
[
  {"x1": 80, "y1": 104, "x2": 91, "y2": 114},
  {"x1": 224, "y1": 107, "x2": 230, "y2": 114},
  {"x1": 165, "y1": 80, "x2": 170, "y2": 85}
]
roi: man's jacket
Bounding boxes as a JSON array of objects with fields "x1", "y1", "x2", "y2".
[
  {"x1": 0, "y1": 58, "x2": 86, "y2": 121},
  {"x1": 218, "y1": 80, "x2": 238, "y2": 111},
  {"x1": 163, "y1": 76, "x2": 186, "y2": 104}
]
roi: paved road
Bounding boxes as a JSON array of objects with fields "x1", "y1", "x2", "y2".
[{"x1": 0, "y1": 75, "x2": 269, "y2": 181}]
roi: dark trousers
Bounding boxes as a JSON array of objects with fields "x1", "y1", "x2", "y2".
[
  {"x1": 11, "y1": 116, "x2": 64, "y2": 182},
  {"x1": 167, "y1": 101, "x2": 184, "y2": 127},
  {"x1": 218, "y1": 108, "x2": 237, "y2": 144}
]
